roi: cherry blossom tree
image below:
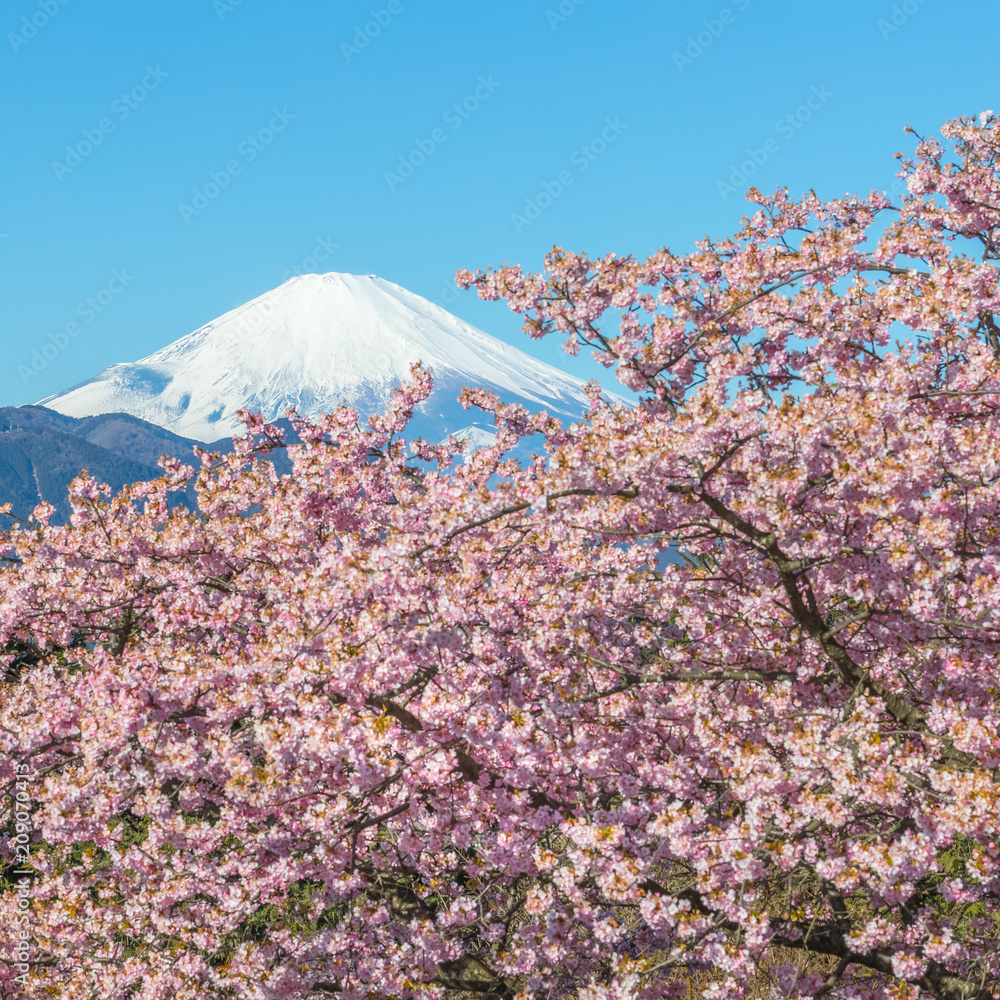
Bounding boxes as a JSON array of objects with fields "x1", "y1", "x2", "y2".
[{"x1": 2, "y1": 112, "x2": 1000, "y2": 1000}]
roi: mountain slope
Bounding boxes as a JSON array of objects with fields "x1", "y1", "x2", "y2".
[
  {"x1": 38, "y1": 273, "x2": 602, "y2": 443},
  {"x1": 1, "y1": 406, "x2": 229, "y2": 464},
  {"x1": 0, "y1": 408, "x2": 189, "y2": 523},
  {"x1": 0, "y1": 408, "x2": 288, "y2": 525}
]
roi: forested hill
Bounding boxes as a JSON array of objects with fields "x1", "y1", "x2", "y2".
[{"x1": 0, "y1": 407, "x2": 224, "y2": 524}]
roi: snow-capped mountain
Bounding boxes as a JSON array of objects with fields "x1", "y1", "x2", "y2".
[{"x1": 38, "y1": 273, "x2": 603, "y2": 444}]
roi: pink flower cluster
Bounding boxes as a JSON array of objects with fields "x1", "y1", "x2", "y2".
[{"x1": 3, "y1": 114, "x2": 1000, "y2": 999}]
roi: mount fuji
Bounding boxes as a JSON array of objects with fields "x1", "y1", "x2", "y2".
[{"x1": 38, "y1": 272, "x2": 606, "y2": 445}]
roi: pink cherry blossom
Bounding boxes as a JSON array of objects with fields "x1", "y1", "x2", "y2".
[{"x1": 3, "y1": 114, "x2": 1000, "y2": 999}]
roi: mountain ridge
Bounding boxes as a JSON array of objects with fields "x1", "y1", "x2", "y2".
[
  {"x1": 0, "y1": 407, "x2": 215, "y2": 523},
  {"x1": 39, "y1": 272, "x2": 605, "y2": 443},
  {"x1": 7, "y1": 272, "x2": 623, "y2": 523}
]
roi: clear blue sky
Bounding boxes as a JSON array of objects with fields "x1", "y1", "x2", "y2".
[{"x1": 2, "y1": 0, "x2": 998, "y2": 408}]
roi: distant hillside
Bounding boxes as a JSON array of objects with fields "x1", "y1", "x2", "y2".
[
  {"x1": 0, "y1": 407, "x2": 226, "y2": 524},
  {"x1": 37, "y1": 272, "x2": 602, "y2": 444}
]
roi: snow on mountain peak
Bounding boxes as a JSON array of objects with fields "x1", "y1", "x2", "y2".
[{"x1": 38, "y1": 272, "x2": 605, "y2": 444}]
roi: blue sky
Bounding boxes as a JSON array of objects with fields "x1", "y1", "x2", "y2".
[{"x1": 1, "y1": 0, "x2": 998, "y2": 408}]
